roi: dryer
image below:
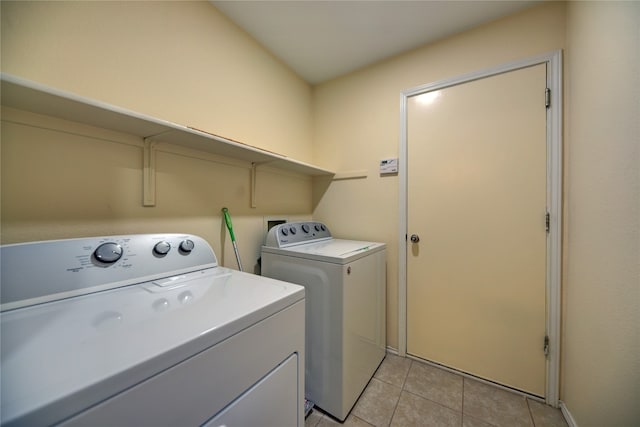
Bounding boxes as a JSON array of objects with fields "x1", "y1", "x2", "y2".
[
  {"x1": 1, "y1": 234, "x2": 305, "y2": 427},
  {"x1": 261, "y1": 222, "x2": 386, "y2": 421}
]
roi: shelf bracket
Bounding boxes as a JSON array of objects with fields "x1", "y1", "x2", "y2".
[
  {"x1": 143, "y1": 138, "x2": 158, "y2": 207},
  {"x1": 250, "y1": 162, "x2": 258, "y2": 208}
]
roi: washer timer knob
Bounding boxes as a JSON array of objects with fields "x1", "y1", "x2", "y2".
[
  {"x1": 301, "y1": 224, "x2": 310, "y2": 233},
  {"x1": 94, "y1": 242, "x2": 123, "y2": 263},
  {"x1": 153, "y1": 241, "x2": 171, "y2": 256},
  {"x1": 180, "y1": 239, "x2": 195, "y2": 253}
]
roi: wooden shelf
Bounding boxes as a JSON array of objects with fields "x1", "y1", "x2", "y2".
[{"x1": 1, "y1": 73, "x2": 334, "y2": 177}]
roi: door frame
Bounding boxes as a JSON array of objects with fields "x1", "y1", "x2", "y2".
[{"x1": 397, "y1": 50, "x2": 562, "y2": 406}]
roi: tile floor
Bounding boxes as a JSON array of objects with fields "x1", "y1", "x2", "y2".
[{"x1": 305, "y1": 353, "x2": 568, "y2": 427}]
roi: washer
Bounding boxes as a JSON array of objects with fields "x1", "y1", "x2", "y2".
[
  {"x1": 261, "y1": 222, "x2": 386, "y2": 421},
  {"x1": 0, "y1": 234, "x2": 305, "y2": 427}
]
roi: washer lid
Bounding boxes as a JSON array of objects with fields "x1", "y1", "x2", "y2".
[
  {"x1": 0, "y1": 268, "x2": 304, "y2": 426},
  {"x1": 262, "y1": 239, "x2": 385, "y2": 264}
]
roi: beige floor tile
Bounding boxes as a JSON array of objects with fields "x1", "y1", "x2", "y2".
[
  {"x1": 390, "y1": 390, "x2": 461, "y2": 427},
  {"x1": 374, "y1": 353, "x2": 412, "y2": 387},
  {"x1": 463, "y1": 379, "x2": 533, "y2": 427},
  {"x1": 316, "y1": 412, "x2": 375, "y2": 426},
  {"x1": 527, "y1": 399, "x2": 569, "y2": 427},
  {"x1": 305, "y1": 409, "x2": 324, "y2": 427},
  {"x1": 404, "y1": 361, "x2": 464, "y2": 411},
  {"x1": 352, "y1": 378, "x2": 402, "y2": 427},
  {"x1": 462, "y1": 414, "x2": 495, "y2": 427},
  {"x1": 309, "y1": 356, "x2": 568, "y2": 427}
]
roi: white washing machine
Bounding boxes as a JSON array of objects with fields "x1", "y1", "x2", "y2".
[
  {"x1": 261, "y1": 222, "x2": 386, "y2": 421},
  {"x1": 1, "y1": 234, "x2": 305, "y2": 427}
]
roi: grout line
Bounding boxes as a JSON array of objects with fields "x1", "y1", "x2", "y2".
[
  {"x1": 384, "y1": 359, "x2": 411, "y2": 426},
  {"x1": 401, "y1": 388, "x2": 464, "y2": 416},
  {"x1": 403, "y1": 357, "x2": 468, "y2": 425},
  {"x1": 526, "y1": 397, "x2": 537, "y2": 427},
  {"x1": 371, "y1": 360, "x2": 411, "y2": 390},
  {"x1": 387, "y1": 396, "x2": 400, "y2": 426},
  {"x1": 351, "y1": 414, "x2": 375, "y2": 427},
  {"x1": 401, "y1": 359, "x2": 412, "y2": 389}
]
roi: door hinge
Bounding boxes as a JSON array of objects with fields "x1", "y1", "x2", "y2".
[
  {"x1": 544, "y1": 335, "x2": 550, "y2": 358},
  {"x1": 545, "y1": 88, "x2": 551, "y2": 108},
  {"x1": 545, "y1": 212, "x2": 550, "y2": 233}
]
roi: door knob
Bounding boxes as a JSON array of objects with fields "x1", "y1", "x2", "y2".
[{"x1": 410, "y1": 234, "x2": 420, "y2": 243}]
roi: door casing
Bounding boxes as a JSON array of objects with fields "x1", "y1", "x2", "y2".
[{"x1": 397, "y1": 50, "x2": 562, "y2": 407}]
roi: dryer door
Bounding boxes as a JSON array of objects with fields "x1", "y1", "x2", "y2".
[{"x1": 204, "y1": 354, "x2": 298, "y2": 427}]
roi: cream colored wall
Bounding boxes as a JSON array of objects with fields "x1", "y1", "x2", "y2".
[
  {"x1": 563, "y1": 2, "x2": 640, "y2": 426},
  {"x1": 1, "y1": 1, "x2": 314, "y2": 267},
  {"x1": 312, "y1": 1, "x2": 566, "y2": 351},
  {"x1": 1, "y1": 0, "x2": 312, "y2": 162}
]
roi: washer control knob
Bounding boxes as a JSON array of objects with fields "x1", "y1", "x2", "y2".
[
  {"x1": 314, "y1": 225, "x2": 321, "y2": 231},
  {"x1": 153, "y1": 241, "x2": 171, "y2": 256},
  {"x1": 281, "y1": 228, "x2": 289, "y2": 236},
  {"x1": 321, "y1": 224, "x2": 327, "y2": 231},
  {"x1": 179, "y1": 239, "x2": 195, "y2": 253},
  {"x1": 94, "y1": 242, "x2": 123, "y2": 263},
  {"x1": 301, "y1": 224, "x2": 310, "y2": 233},
  {"x1": 290, "y1": 226, "x2": 297, "y2": 235}
]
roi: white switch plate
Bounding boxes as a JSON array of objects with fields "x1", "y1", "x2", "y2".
[{"x1": 379, "y1": 158, "x2": 398, "y2": 174}]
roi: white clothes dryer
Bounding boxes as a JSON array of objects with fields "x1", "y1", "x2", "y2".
[
  {"x1": 261, "y1": 222, "x2": 386, "y2": 421},
  {"x1": 1, "y1": 234, "x2": 305, "y2": 427}
]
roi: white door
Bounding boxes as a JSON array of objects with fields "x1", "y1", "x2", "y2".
[{"x1": 406, "y1": 64, "x2": 547, "y2": 396}]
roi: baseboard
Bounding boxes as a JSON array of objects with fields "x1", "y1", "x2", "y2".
[{"x1": 559, "y1": 401, "x2": 578, "y2": 427}]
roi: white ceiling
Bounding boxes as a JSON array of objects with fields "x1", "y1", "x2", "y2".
[{"x1": 211, "y1": 0, "x2": 540, "y2": 84}]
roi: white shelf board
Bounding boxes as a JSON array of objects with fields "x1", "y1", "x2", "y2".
[{"x1": 0, "y1": 73, "x2": 334, "y2": 177}]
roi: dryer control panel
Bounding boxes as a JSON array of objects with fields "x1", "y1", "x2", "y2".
[
  {"x1": 265, "y1": 222, "x2": 332, "y2": 248},
  {"x1": 0, "y1": 234, "x2": 217, "y2": 312}
]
